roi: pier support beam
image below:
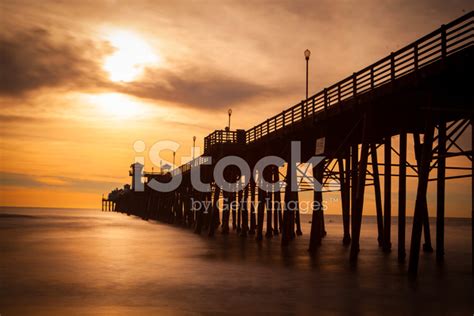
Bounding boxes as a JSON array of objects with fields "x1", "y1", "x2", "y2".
[
  {"x1": 249, "y1": 178, "x2": 256, "y2": 235},
  {"x1": 240, "y1": 183, "x2": 249, "y2": 237},
  {"x1": 408, "y1": 123, "x2": 434, "y2": 276},
  {"x1": 309, "y1": 163, "x2": 324, "y2": 252},
  {"x1": 341, "y1": 151, "x2": 351, "y2": 245},
  {"x1": 436, "y1": 121, "x2": 446, "y2": 262},
  {"x1": 208, "y1": 184, "x2": 221, "y2": 237},
  {"x1": 256, "y1": 180, "x2": 266, "y2": 241},
  {"x1": 422, "y1": 205, "x2": 434, "y2": 252},
  {"x1": 273, "y1": 166, "x2": 281, "y2": 235},
  {"x1": 265, "y1": 168, "x2": 273, "y2": 238},
  {"x1": 231, "y1": 190, "x2": 237, "y2": 231},
  {"x1": 414, "y1": 133, "x2": 434, "y2": 253},
  {"x1": 370, "y1": 143, "x2": 384, "y2": 247},
  {"x1": 291, "y1": 164, "x2": 299, "y2": 239},
  {"x1": 295, "y1": 189, "x2": 303, "y2": 236},
  {"x1": 237, "y1": 183, "x2": 242, "y2": 233},
  {"x1": 350, "y1": 143, "x2": 358, "y2": 249},
  {"x1": 194, "y1": 192, "x2": 204, "y2": 234},
  {"x1": 350, "y1": 142, "x2": 370, "y2": 262},
  {"x1": 222, "y1": 191, "x2": 231, "y2": 234},
  {"x1": 282, "y1": 164, "x2": 293, "y2": 246},
  {"x1": 398, "y1": 131, "x2": 407, "y2": 262},
  {"x1": 203, "y1": 192, "x2": 212, "y2": 230},
  {"x1": 383, "y1": 136, "x2": 392, "y2": 252}
]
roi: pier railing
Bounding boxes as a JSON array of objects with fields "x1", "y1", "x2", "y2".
[
  {"x1": 246, "y1": 12, "x2": 473, "y2": 144},
  {"x1": 169, "y1": 12, "x2": 473, "y2": 175},
  {"x1": 171, "y1": 155, "x2": 212, "y2": 176},
  {"x1": 204, "y1": 129, "x2": 246, "y2": 153}
]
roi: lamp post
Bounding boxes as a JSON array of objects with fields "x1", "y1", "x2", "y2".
[
  {"x1": 173, "y1": 151, "x2": 176, "y2": 168},
  {"x1": 192, "y1": 136, "x2": 196, "y2": 160},
  {"x1": 304, "y1": 49, "x2": 311, "y2": 100},
  {"x1": 228, "y1": 108, "x2": 232, "y2": 130}
]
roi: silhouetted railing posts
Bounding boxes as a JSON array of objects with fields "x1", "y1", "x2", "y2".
[
  {"x1": 324, "y1": 89, "x2": 328, "y2": 111},
  {"x1": 441, "y1": 24, "x2": 447, "y2": 58},
  {"x1": 352, "y1": 73, "x2": 357, "y2": 97},
  {"x1": 370, "y1": 67, "x2": 375, "y2": 89},
  {"x1": 414, "y1": 44, "x2": 419, "y2": 70},
  {"x1": 241, "y1": 12, "x2": 472, "y2": 144},
  {"x1": 390, "y1": 53, "x2": 395, "y2": 81}
]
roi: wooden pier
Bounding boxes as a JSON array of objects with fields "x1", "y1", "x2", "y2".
[{"x1": 106, "y1": 12, "x2": 474, "y2": 277}]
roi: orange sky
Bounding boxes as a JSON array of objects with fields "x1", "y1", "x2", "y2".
[{"x1": 0, "y1": 0, "x2": 472, "y2": 216}]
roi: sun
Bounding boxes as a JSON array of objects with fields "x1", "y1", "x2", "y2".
[
  {"x1": 86, "y1": 93, "x2": 149, "y2": 119},
  {"x1": 103, "y1": 30, "x2": 159, "y2": 82}
]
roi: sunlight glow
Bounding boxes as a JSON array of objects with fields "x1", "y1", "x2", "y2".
[
  {"x1": 88, "y1": 93, "x2": 149, "y2": 119},
  {"x1": 104, "y1": 30, "x2": 159, "y2": 82}
]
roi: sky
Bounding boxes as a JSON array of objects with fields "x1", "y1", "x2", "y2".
[{"x1": 0, "y1": 0, "x2": 472, "y2": 216}]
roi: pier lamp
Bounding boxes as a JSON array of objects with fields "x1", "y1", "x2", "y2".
[
  {"x1": 228, "y1": 108, "x2": 232, "y2": 130},
  {"x1": 193, "y1": 136, "x2": 196, "y2": 160},
  {"x1": 304, "y1": 49, "x2": 311, "y2": 100}
]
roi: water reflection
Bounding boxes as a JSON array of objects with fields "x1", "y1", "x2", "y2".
[{"x1": 0, "y1": 207, "x2": 472, "y2": 315}]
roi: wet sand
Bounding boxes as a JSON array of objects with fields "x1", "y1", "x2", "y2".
[{"x1": 0, "y1": 207, "x2": 472, "y2": 315}]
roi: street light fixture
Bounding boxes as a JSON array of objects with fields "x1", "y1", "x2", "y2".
[
  {"x1": 304, "y1": 49, "x2": 311, "y2": 100},
  {"x1": 228, "y1": 108, "x2": 232, "y2": 130},
  {"x1": 192, "y1": 136, "x2": 196, "y2": 160}
]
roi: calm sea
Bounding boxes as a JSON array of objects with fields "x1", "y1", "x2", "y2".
[{"x1": 0, "y1": 206, "x2": 472, "y2": 315}]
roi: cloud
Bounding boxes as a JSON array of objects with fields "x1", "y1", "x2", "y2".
[
  {"x1": 0, "y1": 27, "x2": 111, "y2": 96},
  {"x1": 0, "y1": 171, "x2": 122, "y2": 193},
  {"x1": 0, "y1": 114, "x2": 49, "y2": 124},
  {"x1": 0, "y1": 26, "x2": 273, "y2": 110},
  {"x1": 121, "y1": 67, "x2": 272, "y2": 109}
]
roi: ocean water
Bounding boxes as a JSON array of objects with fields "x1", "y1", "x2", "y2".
[{"x1": 0, "y1": 206, "x2": 472, "y2": 315}]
